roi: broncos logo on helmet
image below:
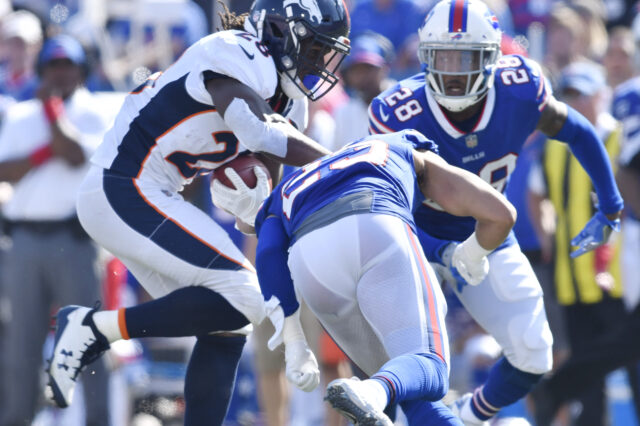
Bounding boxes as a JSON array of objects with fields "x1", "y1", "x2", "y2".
[{"x1": 283, "y1": 0, "x2": 323, "y2": 24}]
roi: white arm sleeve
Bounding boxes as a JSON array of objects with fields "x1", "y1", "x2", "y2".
[{"x1": 224, "y1": 98, "x2": 288, "y2": 157}]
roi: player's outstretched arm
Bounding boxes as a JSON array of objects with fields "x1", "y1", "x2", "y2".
[
  {"x1": 207, "y1": 77, "x2": 330, "y2": 167},
  {"x1": 537, "y1": 95, "x2": 623, "y2": 221},
  {"x1": 537, "y1": 95, "x2": 624, "y2": 257},
  {"x1": 414, "y1": 150, "x2": 516, "y2": 252},
  {"x1": 255, "y1": 215, "x2": 320, "y2": 392}
]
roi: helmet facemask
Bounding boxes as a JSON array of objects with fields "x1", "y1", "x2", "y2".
[
  {"x1": 419, "y1": 42, "x2": 500, "y2": 112},
  {"x1": 280, "y1": 19, "x2": 349, "y2": 100}
]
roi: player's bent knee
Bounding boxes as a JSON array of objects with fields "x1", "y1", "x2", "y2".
[
  {"x1": 418, "y1": 352, "x2": 449, "y2": 400},
  {"x1": 505, "y1": 311, "x2": 553, "y2": 374}
]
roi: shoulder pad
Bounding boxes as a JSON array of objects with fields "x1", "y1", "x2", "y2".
[
  {"x1": 494, "y1": 55, "x2": 551, "y2": 110},
  {"x1": 400, "y1": 129, "x2": 438, "y2": 154},
  {"x1": 369, "y1": 74, "x2": 426, "y2": 135},
  {"x1": 200, "y1": 30, "x2": 278, "y2": 99}
]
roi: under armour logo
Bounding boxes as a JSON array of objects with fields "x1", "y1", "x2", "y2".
[
  {"x1": 57, "y1": 363, "x2": 69, "y2": 371},
  {"x1": 60, "y1": 349, "x2": 73, "y2": 358}
]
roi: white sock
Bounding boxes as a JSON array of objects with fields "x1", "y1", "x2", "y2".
[
  {"x1": 461, "y1": 395, "x2": 483, "y2": 422},
  {"x1": 363, "y1": 379, "x2": 389, "y2": 411},
  {"x1": 92, "y1": 310, "x2": 122, "y2": 343}
]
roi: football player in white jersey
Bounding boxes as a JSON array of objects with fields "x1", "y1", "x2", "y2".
[{"x1": 45, "y1": 1, "x2": 350, "y2": 424}]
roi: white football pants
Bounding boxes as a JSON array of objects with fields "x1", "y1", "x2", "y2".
[
  {"x1": 76, "y1": 165, "x2": 265, "y2": 330},
  {"x1": 288, "y1": 213, "x2": 450, "y2": 376},
  {"x1": 449, "y1": 242, "x2": 553, "y2": 374}
]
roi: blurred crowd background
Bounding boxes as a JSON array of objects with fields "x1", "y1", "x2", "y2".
[{"x1": 0, "y1": 0, "x2": 639, "y2": 425}]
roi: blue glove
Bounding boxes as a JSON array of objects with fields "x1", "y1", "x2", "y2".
[
  {"x1": 570, "y1": 211, "x2": 620, "y2": 258},
  {"x1": 431, "y1": 242, "x2": 468, "y2": 292}
]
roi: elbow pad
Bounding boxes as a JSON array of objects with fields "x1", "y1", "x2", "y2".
[{"x1": 224, "y1": 98, "x2": 288, "y2": 157}]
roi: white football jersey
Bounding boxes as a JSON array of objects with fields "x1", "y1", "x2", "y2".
[{"x1": 91, "y1": 28, "x2": 308, "y2": 192}]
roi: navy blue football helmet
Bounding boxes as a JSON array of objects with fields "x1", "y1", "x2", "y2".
[{"x1": 248, "y1": 0, "x2": 350, "y2": 100}]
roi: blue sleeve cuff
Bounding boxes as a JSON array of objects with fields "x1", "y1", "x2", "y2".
[
  {"x1": 416, "y1": 227, "x2": 452, "y2": 264},
  {"x1": 256, "y1": 216, "x2": 299, "y2": 316},
  {"x1": 554, "y1": 105, "x2": 624, "y2": 214}
]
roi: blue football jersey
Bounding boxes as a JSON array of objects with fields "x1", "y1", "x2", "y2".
[
  {"x1": 369, "y1": 54, "x2": 551, "y2": 241},
  {"x1": 254, "y1": 130, "x2": 437, "y2": 239}
]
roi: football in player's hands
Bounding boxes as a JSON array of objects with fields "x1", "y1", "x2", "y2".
[{"x1": 212, "y1": 153, "x2": 272, "y2": 190}]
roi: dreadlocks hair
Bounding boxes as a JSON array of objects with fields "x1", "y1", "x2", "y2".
[{"x1": 218, "y1": 1, "x2": 248, "y2": 31}]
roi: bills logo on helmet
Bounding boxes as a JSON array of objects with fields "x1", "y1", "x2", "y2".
[{"x1": 284, "y1": 0, "x2": 323, "y2": 24}]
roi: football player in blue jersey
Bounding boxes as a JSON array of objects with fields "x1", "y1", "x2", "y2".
[
  {"x1": 367, "y1": 0, "x2": 624, "y2": 424},
  {"x1": 240, "y1": 129, "x2": 516, "y2": 425},
  {"x1": 44, "y1": 0, "x2": 349, "y2": 424}
]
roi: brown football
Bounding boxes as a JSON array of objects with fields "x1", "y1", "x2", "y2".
[{"x1": 212, "y1": 154, "x2": 272, "y2": 190}]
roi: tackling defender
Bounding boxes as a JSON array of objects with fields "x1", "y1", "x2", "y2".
[
  {"x1": 245, "y1": 130, "x2": 515, "y2": 425},
  {"x1": 368, "y1": 0, "x2": 624, "y2": 424},
  {"x1": 45, "y1": 0, "x2": 349, "y2": 424}
]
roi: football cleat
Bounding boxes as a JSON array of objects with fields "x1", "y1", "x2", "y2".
[
  {"x1": 46, "y1": 305, "x2": 109, "y2": 408},
  {"x1": 450, "y1": 393, "x2": 490, "y2": 426},
  {"x1": 325, "y1": 377, "x2": 393, "y2": 426}
]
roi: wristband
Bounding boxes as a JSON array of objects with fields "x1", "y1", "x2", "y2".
[
  {"x1": 459, "y1": 232, "x2": 492, "y2": 262},
  {"x1": 29, "y1": 144, "x2": 53, "y2": 166},
  {"x1": 43, "y1": 96, "x2": 65, "y2": 123}
]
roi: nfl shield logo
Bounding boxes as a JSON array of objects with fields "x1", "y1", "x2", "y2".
[{"x1": 465, "y1": 134, "x2": 478, "y2": 148}]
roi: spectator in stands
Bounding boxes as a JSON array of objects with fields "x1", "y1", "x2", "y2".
[
  {"x1": 571, "y1": 0, "x2": 609, "y2": 62},
  {"x1": 543, "y1": 5, "x2": 585, "y2": 81},
  {"x1": 604, "y1": 26, "x2": 636, "y2": 90},
  {"x1": 349, "y1": 0, "x2": 425, "y2": 78},
  {"x1": 0, "y1": 9, "x2": 42, "y2": 101},
  {"x1": 0, "y1": 34, "x2": 111, "y2": 426},
  {"x1": 331, "y1": 32, "x2": 394, "y2": 151},
  {"x1": 528, "y1": 61, "x2": 629, "y2": 426}
]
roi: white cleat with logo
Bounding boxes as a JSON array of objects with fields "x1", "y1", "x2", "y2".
[{"x1": 46, "y1": 305, "x2": 109, "y2": 408}]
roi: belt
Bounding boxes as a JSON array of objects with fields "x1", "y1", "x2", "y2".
[{"x1": 4, "y1": 217, "x2": 89, "y2": 239}]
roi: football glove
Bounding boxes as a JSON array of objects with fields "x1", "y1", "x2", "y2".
[
  {"x1": 263, "y1": 298, "x2": 320, "y2": 392},
  {"x1": 570, "y1": 211, "x2": 620, "y2": 258},
  {"x1": 284, "y1": 339, "x2": 320, "y2": 392},
  {"x1": 264, "y1": 296, "x2": 285, "y2": 351},
  {"x1": 451, "y1": 233, "x2": 491, "y2": 286},
  {"x1": 210, "y1": 166, "x2": 271, "y2": 227}
]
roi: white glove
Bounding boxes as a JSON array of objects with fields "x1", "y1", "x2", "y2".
[
  {"x1": 451, "y1": 233, "x2": 491, "y2": 286},
  {"x1": 285, "y1": 339, "x2": 320, "y2": 392},
  {"x1": 264, "y1": 296, "x2": 285, "y2": 351},
  {"x1": 264, "y1": 300, "x2": 320, "y2": 392},
  {"x1": 210, "y1": 166, "x2": 271, "y2": 227}
]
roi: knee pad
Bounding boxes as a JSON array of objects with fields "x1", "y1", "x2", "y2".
[{"x1": 505, "y1": 305, "x2": 553, "y2": 374}]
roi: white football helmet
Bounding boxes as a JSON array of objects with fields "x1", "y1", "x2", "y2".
[{"x1": 418, "y1": 0, "x2": 502, "y2": 112}]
